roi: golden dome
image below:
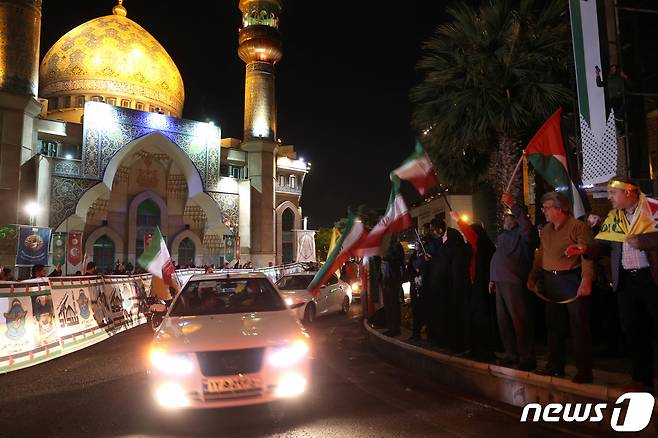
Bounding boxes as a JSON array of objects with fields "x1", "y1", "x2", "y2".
[{"x1": 39, "y1": 3, "x2": 184, "y2": 117}]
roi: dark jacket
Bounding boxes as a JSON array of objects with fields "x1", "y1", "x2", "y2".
[
  {"x1": 427, "y1": 228, "x2": 460, "y2": 284},
  {"x1": 489, "y1": 204, "x2": 538, "y2": 283},
  {"x1": 589, "y1": 232, "x2": 658, "y2": 291},
  {"x1": 382, "y1": 241, "x2": 404, "y2": 283}
]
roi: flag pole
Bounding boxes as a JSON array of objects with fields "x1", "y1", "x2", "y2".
[
  {"x1": 505, "y1": 154, "x2": 525, "y2": 194},
  {"x1": 413, "y1": 228, "x2": 428, "y2": 256}
]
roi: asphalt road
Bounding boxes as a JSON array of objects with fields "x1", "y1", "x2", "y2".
[{"x1": 1, "y1": 304, "x2": 583, "y2": 437}]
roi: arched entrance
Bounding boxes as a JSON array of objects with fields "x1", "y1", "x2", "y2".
[
  {"x1": 135, "y1": 198, "x2": 161, "y2": 261},
  {"x1": 93, "y1": 235, "x2": 115, "y2": 274},
  {"x1": 275, "y1": 201, "x2": 301, "y2": 264},
  {"x1": 178, "y1": 238, "x2": 195, "y2": 267},
  {"x1": 282, "y1": 208, "x2": 295, "y2": 264}
]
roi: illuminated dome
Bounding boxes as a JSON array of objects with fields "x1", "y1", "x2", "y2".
[{"x1": 39, "y1": 1, "x2": 184, "y2": 118}]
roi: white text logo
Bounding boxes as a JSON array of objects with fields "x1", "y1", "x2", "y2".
[{"x1": 520, "y1": 392, "x2": 655, "y2": 432}]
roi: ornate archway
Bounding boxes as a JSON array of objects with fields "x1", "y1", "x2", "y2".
[
  {"x1": 170, "y1": 229, "x2": 204, "y2": 267},
  {"x1": 275, "y1": 201, "x2": 301, "y2": 264},
  {"x1": 127, "y1": 191, "x2": 168, "y2": 262},
  {"x1": 84, "y1": 225, "x2": 125, "y2": 266},
  {"x1": 103, "y1": 131, "x2": 204, "y2": 198}
]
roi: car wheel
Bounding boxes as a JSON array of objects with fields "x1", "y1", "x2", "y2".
[
  {"x1": 340, "y1": 295, "x2": 350, "y2": 314},
  {"x1": 303, "y1": 303, "x2": 316, "y2": 324}
]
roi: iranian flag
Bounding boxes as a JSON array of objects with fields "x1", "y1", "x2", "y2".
[
  {"x1": 354, "y1": 175, "x2": 413, "y2": 257},
  {"x1": 138, "y1": 227, "x2": 179, "y2": 291},
  {"x1": 525, "y1": 108, "x2": 587, "y2": 219},
  {"x1": 308, "y1": 211, "x2": 367, "y2": 297},
  {"x1": 391, "y1": 142, "x2": 438, "y2": 195}
]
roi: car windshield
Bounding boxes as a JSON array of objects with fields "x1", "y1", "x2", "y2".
[
  {"x1": 276, "y1": 275, "x2": 314, "y2": 290},
  {"x1": 169, "y1": 278, "x2": 287, "y2": 316}
]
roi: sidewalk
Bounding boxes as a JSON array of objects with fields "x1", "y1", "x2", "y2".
[{"x1": 364, "y1": 320, "x2": 658, "y2": 436}]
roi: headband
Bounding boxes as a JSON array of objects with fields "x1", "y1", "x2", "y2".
[{"x1": 607, "y1": 179, "x2": 640, "y2": 191}]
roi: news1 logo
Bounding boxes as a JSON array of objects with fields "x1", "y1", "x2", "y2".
[{"x1": 520, "y1": 392, "x2": 655, "y2": 432}]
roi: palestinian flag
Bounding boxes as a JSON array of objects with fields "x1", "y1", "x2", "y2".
[
  {"x1": 138, "y1": 227, "x2": 179, "y2": 290},
  {"x1": 308, "y1": 211, "x2": 367, "y2": 297},
  {"x1": 525, "y1": 108, "x2": 586, "y2": 219},
  {"x1": 354, "y1": 175, "x2": 413, "y2": 257},
  {"x1": 391, "y1": 142, "x2": 438, "y2": 195}
]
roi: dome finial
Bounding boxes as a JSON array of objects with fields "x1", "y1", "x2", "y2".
[{"x1": 112, "y1": 0, "x2": 127, "y2": 17}]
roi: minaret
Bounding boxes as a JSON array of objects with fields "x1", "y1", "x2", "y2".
[
  {"x1": 0, "y1": 0, "x2": 43, "y2": 265},
  {"x1": 238, "y1": 0, "x2": 282, "y2": 141},
  {"x1": 238, "y1": 0, "x2": 282, "y2": 266}
]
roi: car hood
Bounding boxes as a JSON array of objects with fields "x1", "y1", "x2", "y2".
[{"x1": 155, "y1": 310, "x2": 307, "y2": 352}]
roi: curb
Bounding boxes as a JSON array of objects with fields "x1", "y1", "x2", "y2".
[{"x1": 364, "y1": 320, "x2": 658, "y2": 435}]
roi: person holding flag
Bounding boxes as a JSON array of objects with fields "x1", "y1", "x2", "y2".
[
  {"x1": 489, "y1": 193, "x2": 539, "y2": 371},
  {"x1": 566, "y1": 176, "x2": 658, "y2": 393},
  {"x1": 138, "y1": 226, "x2": 181, "y2": 301}
]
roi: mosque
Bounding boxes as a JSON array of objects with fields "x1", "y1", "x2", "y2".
[{"x1": 0, "y1": 0, "x2": 311, "y2": 274}]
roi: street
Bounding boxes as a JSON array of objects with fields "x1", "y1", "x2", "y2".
[{"x1": 1, "y1": 304, "x2": 579, "y2": 438}]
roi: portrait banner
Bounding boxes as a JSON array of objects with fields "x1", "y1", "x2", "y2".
[
  {"x1": 32, "y1": 294, "x2": 59, "y2": 347},
  {"x1": 0, "y1": 295, "x2": 35, "y2": 358}
]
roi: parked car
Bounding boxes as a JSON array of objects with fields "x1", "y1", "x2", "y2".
[
  {"x1": 275, "y1": 272, "x2": 352, "y2": 323},
  {"x1": 149, "y1": 272, "x2": 311, "y2": 409}
]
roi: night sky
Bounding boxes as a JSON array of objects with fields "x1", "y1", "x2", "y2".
[{"x1": 40, "y1": 1, "x2": 448, "y2": 228}]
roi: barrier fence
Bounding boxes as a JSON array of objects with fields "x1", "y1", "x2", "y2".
[{"x1": 0, "y1": 263, "x2": 309, "y2": 374}]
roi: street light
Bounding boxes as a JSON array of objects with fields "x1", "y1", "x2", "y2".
[{"x1": 24, "y1": 201, "x2": 41, "y2": 226}]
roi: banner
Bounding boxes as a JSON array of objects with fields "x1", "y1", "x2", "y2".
[
  {"x1": 569, "y1": 0, "x2": 618, "y2": 184},
  {"x1": 224, "y1": 235, "x2": 235, "y2": 262},
  {"x1": 52, "y1": 233, "x2": 66, "y2": 267},
  {"x1": 0, "y1": 275, "x2": 151, "y2": 373},
  {"x1": 67, "y1": 232, "x2": 82, "y2": 267},
  {"x1": 295, "y1": 230, "x2": 317, "y2": 263},
  {"x1": 16, "y1": 226, "x2": 51, "y2": 266}
]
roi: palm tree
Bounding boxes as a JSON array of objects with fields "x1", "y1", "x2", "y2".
[{"x1": 411, "y1": 0, "x2": 572, "y2": 217}]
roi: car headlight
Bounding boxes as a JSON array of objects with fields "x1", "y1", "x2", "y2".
[
  {"x1": 285, "y1": 297, "x2": 306, "y2": 309},
  {"x1": 268, "y1": 340, "x2": 309, "y2": 368},
  {"x1": 351, "y1": 282, "x2": 360, "y2": 292},
  {"x1": 150, "y1": 347, "x2": 194, "y2": 375}
]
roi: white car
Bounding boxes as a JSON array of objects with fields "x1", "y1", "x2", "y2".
[
  {"x1": 275, "y1": 272, "x2": 352, "y2": 323},
  {"x1": 149, "y1": 272, "x2": 311, "y2": 409}
]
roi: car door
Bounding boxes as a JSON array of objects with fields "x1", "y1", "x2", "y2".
[{"x1": 324, "y1": 274, "x2": 343, "y2": 312}]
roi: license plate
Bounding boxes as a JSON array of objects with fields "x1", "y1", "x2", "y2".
[{"x1": 204, "y1": 375, "x2": 261, "y2": 393}]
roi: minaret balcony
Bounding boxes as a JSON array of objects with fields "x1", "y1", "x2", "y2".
[
  {"x1": 238, "y1": 25, "x2": 283, "y2": 63},
  {"x1": 276, "y1": 183, "x2": 302, "y2": 196}
]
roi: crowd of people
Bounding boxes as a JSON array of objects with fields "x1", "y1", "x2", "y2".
[{"x1": 377, "y1": 175, "x2": 658, "y2": 393}]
